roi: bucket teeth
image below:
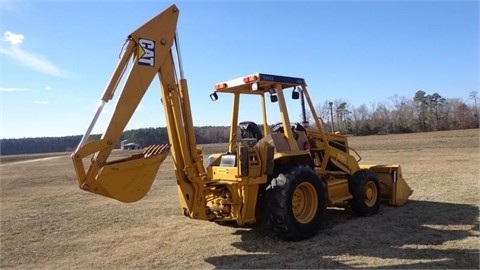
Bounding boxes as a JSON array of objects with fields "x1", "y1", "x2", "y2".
[{"x1": 143, "y1": 144, "x2": 171, "y2": 158}]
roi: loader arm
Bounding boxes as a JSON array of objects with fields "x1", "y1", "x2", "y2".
[{"x1": 71, "y1": 5, "x2": 209, "y2": 219}]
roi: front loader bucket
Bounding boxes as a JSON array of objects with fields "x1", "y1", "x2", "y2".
[
  {"x1": 360, "y1": 164, "x2": 413, "y2": 206},
  {"x1": 79, "y1": 145, "x2": 170, "y2": 203}
]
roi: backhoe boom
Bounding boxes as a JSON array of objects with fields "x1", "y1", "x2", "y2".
[{"x1": 71, "y1": 5, "x2": 208, "y2": 219}]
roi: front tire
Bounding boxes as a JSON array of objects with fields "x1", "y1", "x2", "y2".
[
  {"x1": 348, "y1": 169, "x2": 381, "y2": 216},
  {"x1": 264, "y1": 164, "x2": 326, "y2": 241}
]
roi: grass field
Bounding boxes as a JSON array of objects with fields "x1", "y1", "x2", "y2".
[{"x1": 1, "y1": 129, "x2": 479, "y2": 269}]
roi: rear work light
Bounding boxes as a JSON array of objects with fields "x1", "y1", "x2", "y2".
[
  {"x1": 243, "y1": 75, "x2": 258, "y2": 83},
  {"x1": 215, "y1": 83, "x2": 228, "y2": 90}
]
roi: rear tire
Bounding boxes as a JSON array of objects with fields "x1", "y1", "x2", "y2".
[
  {"x1": 348, "y1": 169, "x2": 381, "y2": 216},
  {"x1": 264, "y1": 164, "x2": 326, "y2": 241}
]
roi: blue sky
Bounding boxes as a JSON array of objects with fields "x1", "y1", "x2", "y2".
[{"x1": 1, "y1": 0, "x2": 478, "y2": 139}]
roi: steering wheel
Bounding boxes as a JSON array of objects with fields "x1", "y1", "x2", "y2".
[
  {"x1": 270, "y1": 122, "x2": 285, "y2": 133},
  {"x1": 270, "y1": 122, "x2": 305, "y2": 139},
  {"x1": 271, "y1": 122, "x2": 305, "y2": 133}
]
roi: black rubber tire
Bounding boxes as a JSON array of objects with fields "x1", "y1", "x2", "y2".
[
  {"x1": 348, "y1": 169, "x2": 381, "y2": 216},
  {"x1": 263, "y1": 164, "x2": 326, "y2": 241}
]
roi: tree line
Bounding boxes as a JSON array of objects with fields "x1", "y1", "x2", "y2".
[
  {"x1": 316, "y1": 90, "x2": 479, "y2": 135},
  {"x1": 1, "y1": 90, "x2": 478, "y2": 155},
  {"x1": 0, "y1": 126, "x2": 231, "y2": 155}
]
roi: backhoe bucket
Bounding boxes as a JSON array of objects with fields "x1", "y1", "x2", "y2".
[
  {"x1": 360, "y1": 164, "x2": 413, "y2": 206},
  {"x1": 84, "y1": 145, "x2": 170, "y2": 203}
]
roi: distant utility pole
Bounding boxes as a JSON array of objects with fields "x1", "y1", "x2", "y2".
[{"x1": 329, "y1": 102, "x2": 334, "y2": 133}]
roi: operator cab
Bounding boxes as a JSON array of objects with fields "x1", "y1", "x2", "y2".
[
  {"x1": 210, "y1": 72, "x2": 307, "y2": 131},
  {"x1": 207, "y1": 73, "x2": 313, "y2": 171}
]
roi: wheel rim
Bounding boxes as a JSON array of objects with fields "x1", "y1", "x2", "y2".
[
  {"x1": 364, "y1": 181, "x2": 378, "y2": 207},
  {"x1": 292, "y1": 182, "x2": 318, "y2": 224}
]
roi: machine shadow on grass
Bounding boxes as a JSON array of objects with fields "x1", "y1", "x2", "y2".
[{"x1": 205, "y1": 200, "x2": 479, "y2": 269}]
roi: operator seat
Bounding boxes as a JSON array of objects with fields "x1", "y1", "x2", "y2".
[{"x1": 239, "y1": 121, "x2": 263, "y2": 141}]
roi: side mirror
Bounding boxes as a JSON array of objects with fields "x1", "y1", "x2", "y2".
[
  {"x1": 210, "y1": 92, "x2": 218, "y2": 101},
  {"x1": 270, "y1": 94, "x2": 278, "y2": 103},
  {"x1": 292, "y1": 89, "x2": 300, "y2": 100}
]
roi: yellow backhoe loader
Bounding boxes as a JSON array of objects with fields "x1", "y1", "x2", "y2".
[{"x1": 71, "y1": 4, "x2": 412, "y2": 241}]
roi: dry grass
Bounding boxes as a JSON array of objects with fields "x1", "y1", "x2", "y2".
[{"x1": 1, "y1": 129, "x2": 479, "y2": 269}]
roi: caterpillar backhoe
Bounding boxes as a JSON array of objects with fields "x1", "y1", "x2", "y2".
[{"x1": 71, "y1": 4, "x2": 412, "y2": 241}]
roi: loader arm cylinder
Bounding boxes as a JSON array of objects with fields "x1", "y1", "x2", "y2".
[
  {"x1": 174, "y1": 33, "x2": 185, "y2": 79},
  {"x1": 76, "y1": 40, "x2": 136, "y2": 151},
  {"x1": 75, "y1": 100, "x2": 106, "y2": 152},
  {"x1": 157, "y1": 54, "x2": 207, "y2": 219},
  {"x1": 101, "y1": 40, "x2": 136, "y2": 102}
]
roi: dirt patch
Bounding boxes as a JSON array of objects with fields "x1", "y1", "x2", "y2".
[
  {"x1": 1, "y1": 129, "x2": 479, "y2": 269},
  {"x1": 0, "y1": 152, "x2": 71, "y2": 164}
]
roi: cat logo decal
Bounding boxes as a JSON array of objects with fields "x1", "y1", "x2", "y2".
[{"x1": 138, "y1": 38, "x2": 155, "y2": 67}]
